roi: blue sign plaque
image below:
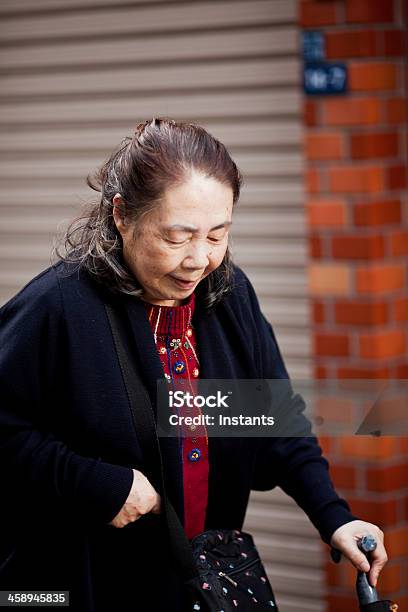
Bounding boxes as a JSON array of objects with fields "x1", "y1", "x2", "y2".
[
  {"x1": 304, "y1": 62, "x2": 348, "y2": 95},
  {"x1": 302, "y1": 31, "x2": 325, "y2": 61}
]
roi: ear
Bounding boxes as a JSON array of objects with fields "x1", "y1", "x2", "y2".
[{"x1": 112, "y1": 193, "x2": 127, "y2": 236}]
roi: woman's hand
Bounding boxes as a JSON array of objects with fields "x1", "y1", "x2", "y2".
[
  {"x1": 330, "y1": 520, "x2": 388, "y2": 587},
  {"x1": 108, "y1": 469, "x2": 162, "y2": 528}
]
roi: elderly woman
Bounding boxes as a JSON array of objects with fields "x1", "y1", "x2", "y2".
[{"x1": 0, "y1": 118, "x2": 387, "y2": 611}]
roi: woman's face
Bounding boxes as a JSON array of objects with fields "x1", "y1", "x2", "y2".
[{"x1": 113, "y1": 171, "x2": 234, "y2": 306}]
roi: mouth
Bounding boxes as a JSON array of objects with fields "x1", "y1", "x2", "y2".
[{"x1": 170, "y1": 276, "x2": 200, "y2": 289}]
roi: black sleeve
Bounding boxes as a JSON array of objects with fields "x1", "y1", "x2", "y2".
[
  {"x1": 0, "y1": 269, "x2": 133, "y2": 527},
  {"x1": 238, "y1": 269, "x2": 360, "y2": 545}
]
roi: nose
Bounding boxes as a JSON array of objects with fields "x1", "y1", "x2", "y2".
[{"x1": 182, "y1": 238, "x2": 212, "y2": 269}]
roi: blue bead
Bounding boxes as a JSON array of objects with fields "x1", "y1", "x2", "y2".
[
  {"x1": 188, "y1": 448, "x2": 201, "y2": 462},
  {"x1": 173, "y1": 360, "x2": 186, "y2": 374}
]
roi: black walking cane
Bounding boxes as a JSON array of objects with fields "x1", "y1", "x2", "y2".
[{"x1": 330, "y1": 535, "x2": 398, "y2": 611}]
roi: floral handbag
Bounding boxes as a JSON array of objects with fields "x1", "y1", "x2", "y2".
[{"x1": 185, "y1": 528, "x2": 278, "y2": 611}]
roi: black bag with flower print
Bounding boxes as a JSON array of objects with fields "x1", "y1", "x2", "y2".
[
  {"x1": 105, "y1": 301, "x2": 278, "y2": 611},
  {"x1": 184, "y1": 528, "x2": 278, "y2": 611}
]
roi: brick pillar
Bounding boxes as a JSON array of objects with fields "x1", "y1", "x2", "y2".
[{"x1": 299, "y1": 0, "x2": 408, "y2": 609}]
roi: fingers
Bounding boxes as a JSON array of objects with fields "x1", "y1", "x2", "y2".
[
  {"x1": 367, "y1": 543, "x2": 388, "y2": 588},
  {"x1": 344, "y1": 545, "x2": 371, "y2": 573},
  {"x1": 110, "y1": 513, "x2": 141, "y2": 528},
  {"x1": 109, "y1": 496, "x2": 162, "y2": 528}
]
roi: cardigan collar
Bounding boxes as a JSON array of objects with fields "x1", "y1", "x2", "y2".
[{"x1": 141, "y1": 292, "x2": 196, "y2": 336}]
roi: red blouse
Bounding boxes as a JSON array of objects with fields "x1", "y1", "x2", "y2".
[{"x1": 143, "y1": 292, "x2": 209, "y2": 540}]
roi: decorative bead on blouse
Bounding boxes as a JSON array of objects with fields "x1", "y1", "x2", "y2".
[{"x1": 142, "y1": 291, "x2": 209, "y2": 539}]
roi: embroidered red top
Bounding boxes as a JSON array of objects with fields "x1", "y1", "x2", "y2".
[{"x1": 143, "y1": 292, "x2": 209, "y2": 540}]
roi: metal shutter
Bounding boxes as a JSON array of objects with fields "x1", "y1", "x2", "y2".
[{"x1": 0, "y1": 2, "x2": 321, "y2": 611}]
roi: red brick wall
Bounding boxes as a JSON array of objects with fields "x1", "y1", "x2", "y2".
[{"x1": 299, "y1": 0, "x2": 408, "y2": 609}]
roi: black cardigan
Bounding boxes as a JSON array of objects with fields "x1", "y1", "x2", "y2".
[{"x1": 0, "y1": 261, "x2": 358, "y2": 611}]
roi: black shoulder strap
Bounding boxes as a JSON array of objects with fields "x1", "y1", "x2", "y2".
[{"x1": 104, "y1": 300, "x2": 198, "y2": 581}]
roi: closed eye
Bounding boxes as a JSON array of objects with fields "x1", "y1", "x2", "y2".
[
  {"x1": 166, "y1": 239, "x2": 189, "y2": 245},
  {"x1": 208, "y1": 229, "x2": 228, "y2": 242},
  {"x1": 164, "y1": 231, "x2": 228, "y2": 245},
  {"x1": 208, "y1": 236, "x2": 226, "y2": 243}
]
